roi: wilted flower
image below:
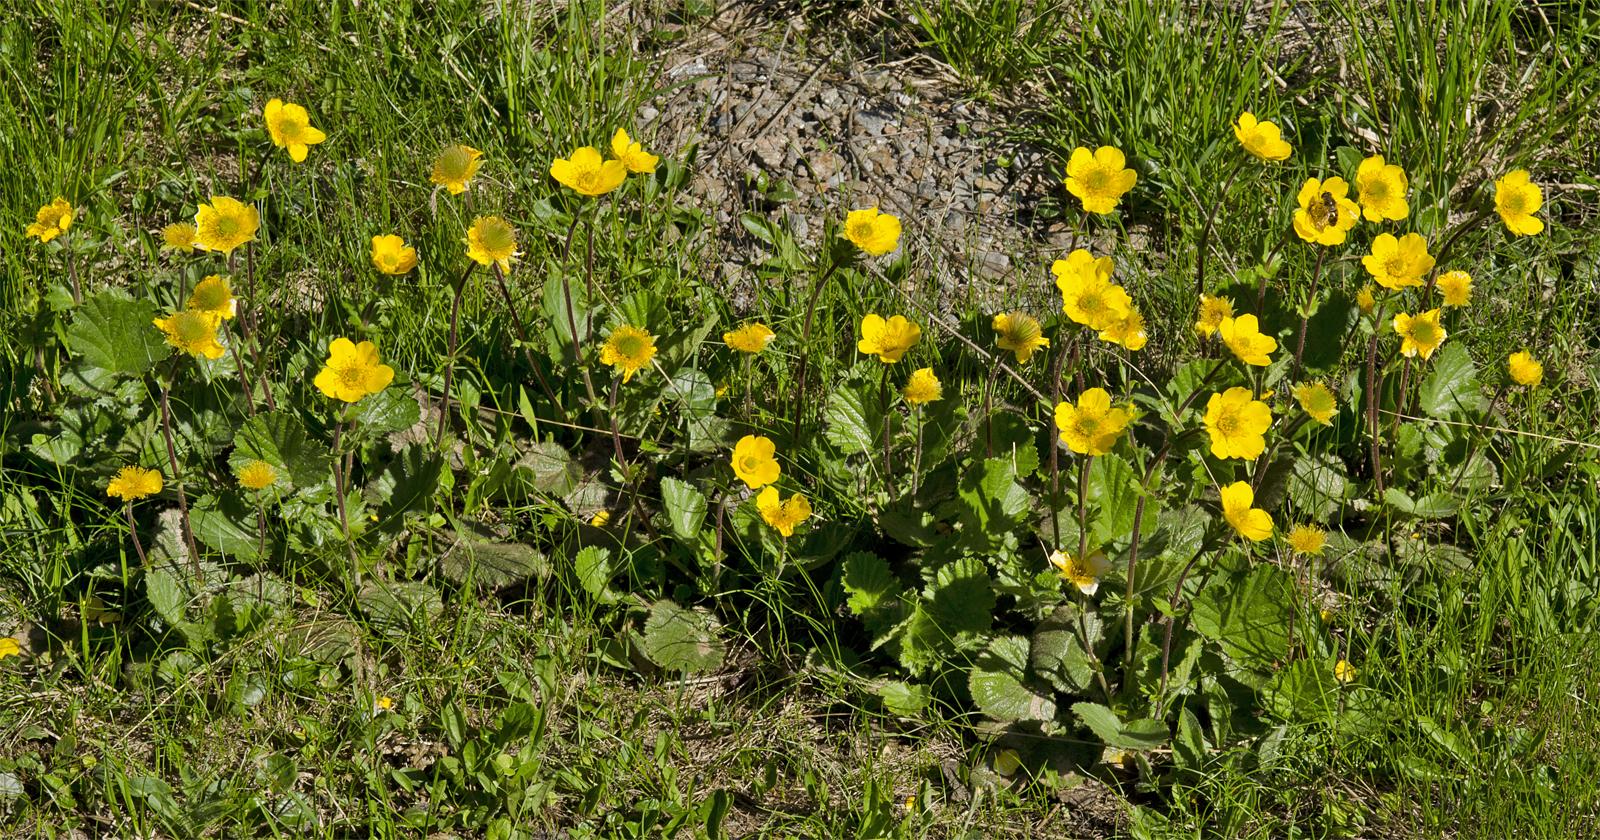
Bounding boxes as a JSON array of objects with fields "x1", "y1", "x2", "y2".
[
  {"x1": 1508, "y1": 351, "x2": 1543, "y2": 387},
  {"x1": 162, "y1": 222, "x2": 198, "y2": 251},
  {"x1": 431, "y1": 144, "x2": 484, "y2": 195},
  {"x1": 1436, "y1": 270, "x2": 1472, "y2": 307},
  {"x1": 25, "y1": 197, "x2": 74, "y2": 243},
  {"x1": 193, "y1": 197, "x2": 260, "y2": 254},
  {"x1": 1099, "y1": 307, "x2": 1148, "y2": 351},
  {"x1": 756, "y1": 486, "x2": 812, "y2": 538},
  {"x1": 464, "y1": 216, "x2": 517, "y2": 272},
  {"x1": 1049, "y1": 549, "x2": 1111, "y2": 595},
  {"x1": 187, "y1": 275, "x2": 237, "y2": 320},
  {"x1": 992, "y1": 312, "x2": 1049, "y2": 364},
  {"x1": 1288, "y1": 524, "x2": 1327, "y2": 556},
  {"x1": 153, "y1": 310, "x2": 225, "y2": 359},
  {"x1": 236, "y1": 460, "x2": 278, "y2": 491},
  {"x1": 1294, "y1": 382, "x2": 1337, "y2": 425},
  {"x1": 723, "y1": 322, "x2": 775, "y2": 354},
  {"x1": 599, "y1": 325, "x2": 657, "y2": 383},
  {"x1": 1195, "y1": 294, "x2": 1234, "y2": 337},
  {"x1": 902, "y1": 367, "x2": 943, "y2": 406}
]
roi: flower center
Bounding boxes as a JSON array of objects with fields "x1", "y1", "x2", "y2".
[
  {"x1": 215, "y1": 217, "x2": 238, "y2": 237},
  {"x1": 1503, "y1": 193, "x2": 1526, "y2": 214},
  {"x1": 1076, "y1": 416, "x2": 1099, "y2": 435},
  {"x1": 1411, "y1": 321, "x2": 1436, "y2": 344},
  {"x1": 1385, "y1": 256, "x2": 1409, "y2": 277},
  {"x1": 576, "y1": 170, "x2": 598, "y2": 189},
  {"x1": 1215, "y1": 413, "x2": 1239, "y2": 435},
  {"x1": 1085, "y1": 168, "x2": 1111, "y2": 193},
  {"x1": 851, "y1": 221, "x2": 876, "y2": 241},
  {"x1": 740, "y1": 455, "x2": 761, "y2": 474},
  {"x1": 339, "y1": 364, "x2": 366, "y2": 389}
]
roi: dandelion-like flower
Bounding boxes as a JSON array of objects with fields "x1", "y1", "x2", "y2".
[
  {"x1": 193, "y1": 196, "x2": 260, "y2": 254},
  {"x1": 187, "y1": 275, "x2": 237, "y2": 321},
  {"x1": 1054, "y1": 387, "x2": 1131, "y2": 456},
  {"x1": 1195, "y1": 294, "x2": 1234, "y2": 337},
  {"x1": 313, "y1": 337, "x2": 396, "y2": 403},
  {"x1": 902, "y1": 367, "x2": 942, "y2": 405},
  {"x1": 844, "y1": 207, "x2": 903, "y2": 256},
  {"x1": 25, "y1": 197, "x2": 74, "y2": 243},
  {"x1": 431, "y1": 144, "x2": 484, "y2": 195},
  {"x1": 107, "y1": 466, "x2": 163, "y2": 501},
  {"x1": 599, "y1": 325, "x2": 657, "y2": 383},
  {"x1": 1356, "y1": 285, "x2": 1377, "y2": 315},
  {"x1": 857, "y1": 314, "x2": 921, "y2": 363},
  {"x1": 153, "y1": 310, "x2": 225, "y2": 359},
  {"x1": 1287, "y1": 524, "x2": 1327, "y2": 556},
  {"x1": 464, "y1": 216, "x2": 517, "y2": 272},
  {"x1": 1232, "y1": 112, "x2": 1292, "y2": 161},
  {"x1": 1494, "y1": 169, "x2": 1544, "y2": 236},
  {"x1": 1063, "y1": 146, "x2": 1137, "y2": 214},
  {"x1": 550, "y1": 146, "x2": 627, "y2": 197},
  {"x1": 1098, "y1": 307, "x2": 1148, "y2": 351},
  {"x1": 756, "y1": 486, "x2": 812, "y2": 539},
  {"x1": 1218, "y1": 314, "x2": 1277, "y2": 367},
  {"x1": 1049, "y1": 549, "x2": 1111, "y2": 595},
  {"x1": 1294, "y1": 382, "x2": 1337, "y2": 426},
  {"x1": 1291, "y1": 177, "x2": 1360, "y2": 246},
  {"x1": 162, "y1": 222, "x2": 197, "y2": 251},
  {"x1": 1393, "y1": 309, "x2": 1446, "y2": 360},
  {"x1": 236, "y1": 460, "x2": 278, "y2": 491},
  {"x1": 610, "y1": 128, "x2": 660, "y2": 173},
  {"x1": 992, "y1": 312, "x2": 1049, "y2": 364},
  {"x1": 1362, "y1": 233, "x2": 1434, "y2": 290},
  {"x1": 723, "y1": 322, "x2": 775, "y2": 354},
  {"x1": 731, "y1": 435, "x2": 780, "y2": 489},
  {"x1": 1219, "y1": 481, "x2": 1273, "y2": 542},
  {"x1": 1508, "y1": 351, "x2": 1543, "y2": 387},
  {"x1": 1436, "y1": 270, "x2": 1472, "y2": 308},
  {"x1": 1053, "y1": 249, "x2": 1131, "y2": 331},
  {"x1": 263, "y1": 98, "x2": 327, "y2": 163},
  {"x1": 371, "y1": 235, "x2": 418, "y2": 275},
  {"x1": 1354, "y1": 155, "x2": 1409, "y2": 222},
  {"x1": 1204, "y1": 387, "x2": 1272, "y2": 460}
]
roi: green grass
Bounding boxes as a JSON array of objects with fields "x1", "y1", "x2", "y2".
[{"x1": 4, "y1": 0, "x2": 1600, "y2": 837}]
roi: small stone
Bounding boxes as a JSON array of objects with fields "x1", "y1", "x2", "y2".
[
  {"x1": 975, "y1": 251, "x2": 1011, "y2": 278},
  {"x1": 808, "y1": 150, "x2": 846, "y2": 182}
]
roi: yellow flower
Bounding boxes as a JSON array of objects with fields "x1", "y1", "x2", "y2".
[
  {"x1": 1291, "y1": 177, "x2": 1360, "y2": 246},
  {"x1": 1063, "y1": 145, "x2": 1137, "y2": 214},
  {"x1": 431, "y1": 144, "x2": 484, "y2": 195},
  {"x1": 1334, "y1": 660, "x2": 1358, "y2": 684},
  {"x1": 25, "y1": 197, "x2": 74, "y2": 242},
  {"x1": 731, "y1": 435, "x2": 781, "y2": 489},
  {"x1": 723, "y1": 322, "x2": 776, "y2": 354},
  {"x1": 1195, "y1": 294, "x2": 1234, "y2": 337},
  {"x1": 1435, "y1": 270, "x2": 1472, "y2": 307},
  {"x1": 1356, "y1": 285, "x2": 1377, "y2": 315},
  {"x1": 1508, "y1": 351, "x2": 1543, "y2": 387},
  {"x1": 1219, "y1": 481, "x2": 1273, "y2": 542},
  {"x1": 263, "y1": 98, "x2": 326, "y2": 163},
  {"x1": 313, "y1": 337, "x2": 396, "y2": 403},
  {"x1": 550, "y1": 146, "x2": 627, "y2": 197},
  {"x1": 1354, "y1": 155, "x2": 1409, "y2": 222},
  {"x1": 1049, "y1": 548, "x2": 1112, "y2": 596},
  {"x1": 371, "y1": 235, "x2": 418, "y2": 275},
  {"x1": 162, "y1": 222, "x2": 197, "y2": 251},
  {"x1": 902, "y1": 367, "x2": 943, "y2": 405},
  {"x1": 1393, "y1": 309, "x2": 1447, "y2": 361},
  {"x1": 857, "y1": 314, "x2": 921, "y2": 363},
  {"x1": 756, "y1": 486, "x2": 813, "y2": 539},
  {"x1": 1362, "y1": 233, "x2": 1434, "y2": 290},
  {"x1": 844, "y1": 207, "x2": 903, "y2": 256},
  {"x1": 107, "y1": 465, "x2": 163, "y2": 502},
  {"x1": 1494, "y1": 169, "x2": 1544, "y2": 236},
  {"x1": 465, "y1": 216, "x2": 517, "y2": 272},
  {"x1": 590, "y1": 510, "x2": 612, "y2": 527},
  {"x1": 236, "y1": 460, "x2": 278, "y2": 491},
  {"x1": 1287, "y1": 524, "x2": 1327, "y2": 556},
  {"x1": 1232, "y1": 112, "x2": 1292, "y2": 161},
  {"x1": 0, "y1": 637, "x2": 19, "y2": 660},
  {"x1": 992, "y1": 312, "x2": 1049, "y2": 364},
  {"x1": 153, "y1": 310, "x2": 225, "y2": 359},
  {"x1": 1098, "y1": 307, "x2": 1148, "y2": 351},
  {"x1": 599, "y1": 325, "x2": 657, "y2": 383},
  {"x1": 1204, "y1": 387, "x2": 1272, "y2": 460},
  {"x1": 1218, "y1": 314, "x2": 1277, "y2": 367},
  {"x1": 375, "y1": 695, "x2": 395, "y2": 712},
  {"x1": 1052, "y1": 249, "x2": 1131, "y2": 331},
  {"x1": 610, "y1": 128, "x2": 659, "y2": 173},
  {"x1": 187, "y1": 275, "x2": 237, "y2": 321},
  {"x1": 1294, "y1": 382, "x2": 1337, "y2": 425},
  {"x1": 193, "y1": 196, "x2": 260, "y2": 254},
  {"x1": 1054, "y1": 387, "x2": 1131, "y2": 456}
]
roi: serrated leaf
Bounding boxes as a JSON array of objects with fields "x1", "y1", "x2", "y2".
[
  {"x1": 824, "y1": 382, "x2": 880, "y2": 455},
  {"x1": 1088, "y1": 453, "x2": 1141, "y2": 543},
  {"x1": 640, "y1": 599, "x2": 725, "y2": 674},
  {"x1": 1263, "y1": 659, "x2": 1340, "y2": 723},
  {"x1": 519, "y1": 441, "x2": 581, "y2": 496},
  {"x1": 355, "y1": 387, "x2": 422, "y2": 433},
  {"x1": 870, "y1": 680, "x2": 930, "y2": 717},
  {"x1": 1031, "y1": 604, "x2": 1098, "y2": 693},
  {"x1": 358, "y1": 581, "x2": 444, "y2": 638},
  {"x1": 190, "y1": 494, "x2": 263, "y2": 560},
  {"x1": 1072, "y1": 702, "x2": 1168, "y2": 750},
  {"x1": 145, "y1": 568, "x2": 189, "y2": 630},
  {"x1": 231, "y1": 411, "x2": 332, "y2": 490},
  {"x1": 365, "y1": 445, "x2": 442, "y2": 524},
  {"x1": 660, "y1": 477, "x2": 707, "y2": 543},
  {"x1": 926, "y1": 556, "x2": 995, "y2": 643},
  {"x1": 841, "y1": 552, "x2": 899, "y2": 615},
  {"x1": 438, "y1": 523, "x2": 550, "y2": 589},
  {"x1": 970, "y1": 636, "x2": 1057, "y2": 722},
  {"x1": 65, "y1": 291, "x2": 170, "y2": 374},
  {"x1": 1419, "y1": 343, "x2": 1486, "y2": 418},
  {"x1": 1190, "y1": 558, "x2": 1295, "y2": 669},
  {"x1": 575, "y1": 545, "x2": 619, "y2": 603},
  {"x1": 1287, "y1": 454, "x2": 1348, "y2": 519}
]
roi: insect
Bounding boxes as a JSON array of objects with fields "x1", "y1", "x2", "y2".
[{"x1": 1320, "y1": 191, "x2": 1341, "y2": 226}]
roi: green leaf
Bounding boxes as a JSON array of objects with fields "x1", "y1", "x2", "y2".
[
  {"x1": 1263, "y1": 659, "x2": 1340, "y2": 723},
  {"x1": 1072, "y1": 702, "x2": 1168, "y2": 750},
  {"x1": 925, "y1": 556, "x2": 995, "y2": 645},
  {"x1": 1419, "y1": 343, "x2": 1486, "y2": 418},
  {"x1": 824, "y1": 382, "x2": 881, "y2": 455},
  {"x1": 870, "y1": 680, "x2": 931, "y2": 717},
  {"x1": 575, "y1": 546, "x2": 619, "y2": 603},
  {"x1": 65, "y1": 290, "x2": 170, "y2": 374},
  {"x1": 365, "y1": 445, "x2": 443, "y2": 524},
  {"x1": 640, "y1": 599, "x2": 725, "y2": 674},
  {"x1": 841, "y1": 552, "x2": 899, "y2": 616},
  {"x1": 1190, "y1": 558, "x2": 1296, "y2": 670},
  {"x1": 438, "y1": 523, "x2": 550, "y2": 589},
  {"x1": 518, "y1": 441, "x2": 581, "y2": 496},
  {"x1": 1088, "y1": 453, "x2": 1142, "y2": 544},
  {"x1": 1031, "y1": 604, "x2": 1098, "y2": 693},
  {"x1": 660, "y1": 477, "x2": 707, "y2": 543},
  {"x1": 957, "y1": 457, "x2": 1030, "y2": 541},
  {"x1": 231, "y1": 411, "x2": 332, "y2": 490},
  {"x1": 358, "y1": 581, "x2": 444, "y2": 638},
  {"x1": 145, "y1": 568, "x2": 190, "y2": 630},
  {"x1": 355, "y1": 387, "x2": 422, "y2": 433},
  {"x1": 190, "y1": 494, "x2": 263, "y2": 560},
  {"x1": 969, "y1": 636, "x2": 1057, "y2": 723},
  {"x1": 1287, "y1": 454, "x2": 1349, "y2": 520}
]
